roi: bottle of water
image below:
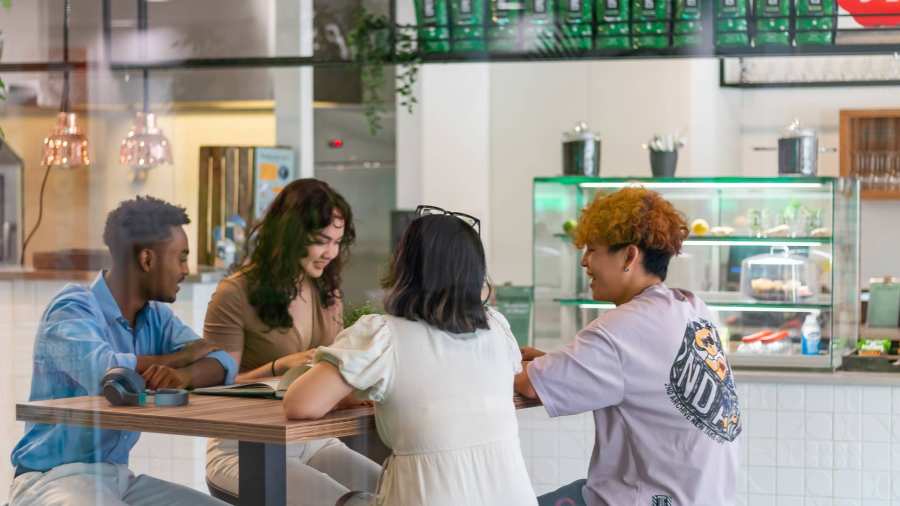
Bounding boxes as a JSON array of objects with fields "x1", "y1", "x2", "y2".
[{"x1": 801, "y1": 314, "x2": 821, "y2": 355}]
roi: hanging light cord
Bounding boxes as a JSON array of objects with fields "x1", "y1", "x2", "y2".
[
  {"x1": 22, "y1": 0, "x2": 68, "y2": 265},
  {"x1": 62, "y1": 0, "x2": 70, "y2": 113},
  {"x1": 20, "y1": 165, "x2": 52, "y2": 266}
]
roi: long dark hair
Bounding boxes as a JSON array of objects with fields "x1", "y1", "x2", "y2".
[
  {"x1": 243, "y1": 179, "x2": 355, "y2": 329},
  {"x1": 382, "y1": 214, "x2": 489, "y2": 334}
]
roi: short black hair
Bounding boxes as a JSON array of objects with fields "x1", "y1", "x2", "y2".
[
  {"x1": 382, "y1": 214, "x2": 489, "y2": 334},
  {"x1": 103, "y1": 196, "x2": 190, "y2": 265},
  {"x1": 608, "y1": 244, "x2": 673, "y2": 281}
]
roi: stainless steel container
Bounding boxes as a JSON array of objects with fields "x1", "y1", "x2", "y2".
[
  {"x1": 0, "y1": 140, "x2": 23, "y2": 265},
  {"x1": 778, "y1": 120, "x2": 819, "y2": 176},
  {"x1": 562, "y1": 122, "x2": 601, "y2": 176}
]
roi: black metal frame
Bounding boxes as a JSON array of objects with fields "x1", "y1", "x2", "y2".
[{"x1": 238, "y1": 441, "x2": 286, "y2": 506}]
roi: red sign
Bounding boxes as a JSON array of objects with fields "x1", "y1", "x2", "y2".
[{"x1": 838, "y1": 0, "x2": 900, "y2": 27}]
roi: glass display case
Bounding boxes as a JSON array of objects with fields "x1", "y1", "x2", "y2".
[{"x1": 533, "y1": 176, "x2": 860, "y2": 370}]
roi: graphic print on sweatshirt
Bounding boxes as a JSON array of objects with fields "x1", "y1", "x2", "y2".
[{"x1": 665, "y1": 318, "x2": 742, "y2": 443}]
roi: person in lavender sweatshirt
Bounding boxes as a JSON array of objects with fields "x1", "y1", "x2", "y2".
[{"x1": 516, "y1": 187, "x2": 742, "y2": 506}]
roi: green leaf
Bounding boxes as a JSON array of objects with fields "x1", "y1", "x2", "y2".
[
  {"x1": 343, "y1": 301, "x2": 379, "y2": 328},
  {"x1": 349, "y1": 6, "x2": 421, "y2": 136}
]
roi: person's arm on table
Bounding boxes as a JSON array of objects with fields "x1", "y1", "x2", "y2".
[
  {"x1": 514, "y1": 363, "x2": 542, "y2": 401},
  {"x1": 135, "y1": 339, "x2": 219, "y2": 373},
  {"x1": 525, "y1": 327, "x2": 625, "y2": 417},
  {"x1": 140, "y1": 304, "x2": 238, "y2": 389},
  {"x1": 283, "y1": 362, "x2": 355, "y2": 419},
  {"x1": 514, "y1": 346, "x2": 546, "y2": 400},
  {"x1": 141, "y1": 357, "x2": 228, "y2": 389}
]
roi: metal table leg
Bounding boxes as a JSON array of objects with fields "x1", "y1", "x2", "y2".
[{"x1": 239, "y1": 441, "x2": 286, "y2": 506}]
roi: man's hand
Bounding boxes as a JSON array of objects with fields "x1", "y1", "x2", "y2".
[
  {"x1": 142, "y1": 364, "x2": 190, "y2": 390},
  {"x1": 520, "y1": 347, "x2": 546, "y2": 361}
]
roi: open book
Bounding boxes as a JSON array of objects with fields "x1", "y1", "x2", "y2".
[{"x1": 192, "y1": 364, "x2": 310, "y2": 399}]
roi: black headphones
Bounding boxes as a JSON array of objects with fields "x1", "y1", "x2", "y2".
[{"x1": 101, "y1": 367, "x2": 189, "y2": 407}]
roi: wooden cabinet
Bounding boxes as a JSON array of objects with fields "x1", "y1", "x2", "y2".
[{"x1": 839, "y1": 109, "x2": 900, "y2": 200}]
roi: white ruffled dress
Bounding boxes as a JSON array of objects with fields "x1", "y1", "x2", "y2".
[{"x1": 315, "y1": 310, "x2": 537, "y2": 506}]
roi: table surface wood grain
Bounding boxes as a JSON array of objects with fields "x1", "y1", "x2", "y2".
[{"x1": 17, "y1": 394, "x2": 542, "y2": 444}]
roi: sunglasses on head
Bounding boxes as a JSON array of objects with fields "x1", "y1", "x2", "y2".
[{"x1": 415, "y1": 205, "x2": 481, "y2": 235}]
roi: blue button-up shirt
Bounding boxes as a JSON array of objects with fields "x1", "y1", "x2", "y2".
[{"x1": 11, "y1": 271, "x2": 237, "y2": 472}]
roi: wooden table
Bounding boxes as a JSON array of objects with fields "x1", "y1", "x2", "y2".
[{"x1": 17, "y1": 394, "x2": 541, "y2": 506}]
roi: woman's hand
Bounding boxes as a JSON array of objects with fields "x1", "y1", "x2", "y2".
[
  {"x1": 520, "y1": 347, "x2": 546, "y2": 361},
  {"x1": 335, "y1": 394, "x2": 373, "y2": 411},
  {"x1": 274, "y1": 348, "x2": 318, "y2": 376}
]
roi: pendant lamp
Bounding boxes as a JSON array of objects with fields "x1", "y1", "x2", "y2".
[
  {"x1": 41, "y1": 0, "x2": 90, "y2": 168},
  {"x1": 120, "y1": 0, "x2": 172, "y2": 173}
]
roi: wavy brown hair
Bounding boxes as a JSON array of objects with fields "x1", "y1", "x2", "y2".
[{"x1": 243, "y1": 179, "x2": 355, "y2": 329}]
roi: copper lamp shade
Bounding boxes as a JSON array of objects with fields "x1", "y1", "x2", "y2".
[
  {"x1": 41, "y1": 112, "x2": 91, "y2": 168},
  {"x1": 120, "y1": 112, "x2": 173, "y2": 169}
]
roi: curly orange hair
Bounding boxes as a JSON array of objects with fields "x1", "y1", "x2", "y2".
[{"x1": 573, "y1": 187, "x2": 688, "y2": 256}]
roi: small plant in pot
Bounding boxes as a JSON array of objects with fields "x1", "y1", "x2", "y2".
[{"x1": 643, "y1": 133, "x2": 686, "y2": 177}]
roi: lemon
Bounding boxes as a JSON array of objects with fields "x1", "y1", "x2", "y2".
[{"x1": 690, "y1": 218, "x2": 710, "y2": 236}]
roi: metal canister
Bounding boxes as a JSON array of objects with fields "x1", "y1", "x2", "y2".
[
  {"x1": 778, "y1": 119, "x2": 818, "y2": 176},
  {"x1": 562, "y1": 122, "x2": 601, "y2": 176}
]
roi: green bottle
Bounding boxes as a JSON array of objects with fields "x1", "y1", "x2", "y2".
[
  {"x1": 715, "y1": 0, "x2": 749, "y2": 47},
  {"x1": 450, "y1": 0, "x2": 486, "y2": 51},
  {"x1": 753, "y1": 0, "x2": 791, "y2": 46},
  {"x1": 489, "y1": 0, "x2": 525, "y2": 51},
  {"x1": 794, "y1": 0, "x2": 835, "y2": 45},
  {"x1": 673, "y1": 0, "x2": 702, "y2": 47},
  {"x1": 631, "y1": 0, "x2": 671, "y2": 49},
  {"x1": 414, "y1": 0, "x2": 452, "y2": 53},
  {"x1": 557, "y1": 0, "x2": 594, "y2": 50},
  {"x1": 596, "y1": 0, "x2": 631, "y2": 49},
  {"x1": 524, "y1": 0, "x2": 558, "y2": 52}
]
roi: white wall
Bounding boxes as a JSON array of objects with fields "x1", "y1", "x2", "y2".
[
  {"x1": 487, "y1": 58, "x2": 741, "y2": 285},
  {"x1": 405, "y1": 58, "x2": 900, "y2": 288}
]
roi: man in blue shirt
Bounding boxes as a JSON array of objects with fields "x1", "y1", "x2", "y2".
[{"x1": 9, "y1": 196, "x2": 237, "y2": 505}]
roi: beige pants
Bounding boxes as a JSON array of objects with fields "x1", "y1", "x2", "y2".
[
  {"x1": 9, "y1": 462, "x2": 226, "y2": 506},
  {"x1": 206, "y1": 437, "x2": 381, "y2": 506}
]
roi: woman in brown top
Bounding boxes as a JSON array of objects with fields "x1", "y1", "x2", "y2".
[{"x1": 204, "y1": 179, "x2": 381, "y2": 505}]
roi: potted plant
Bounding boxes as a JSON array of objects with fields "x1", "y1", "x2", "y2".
[
  {"x1": 643, "y1": 133, "x2": 686, "y2": 177},
  {"x1": 349, "y1": 7, "x2": 421, "y2": 136}
]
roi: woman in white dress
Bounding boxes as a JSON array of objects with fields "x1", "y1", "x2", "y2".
[{"x1": 283, "y1": 205, "x2": 537, "y2": 506}]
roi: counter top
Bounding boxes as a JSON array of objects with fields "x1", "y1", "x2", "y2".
[
  {"x1": 0, "y1": 267, "x2": 226, "y2": 284},
  {"x1": 735, "y1": 369, "x2": 900, "y2": 386}
]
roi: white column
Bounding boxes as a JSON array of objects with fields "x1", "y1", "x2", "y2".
[
  {"x1": 395, "y1": 0, "x2": 424, "y2": 209},
  {"x1": 274, "y1": 0, "x2": 315, "y2": 178}
]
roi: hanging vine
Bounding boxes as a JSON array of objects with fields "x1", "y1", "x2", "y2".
[{"x1": 349, "y1": 8, "x2": 420, "y2": 136}]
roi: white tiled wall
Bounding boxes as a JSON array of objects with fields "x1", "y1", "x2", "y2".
[{"x1": 733, "y1": 381, "x2": 900, "y2": 506}]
